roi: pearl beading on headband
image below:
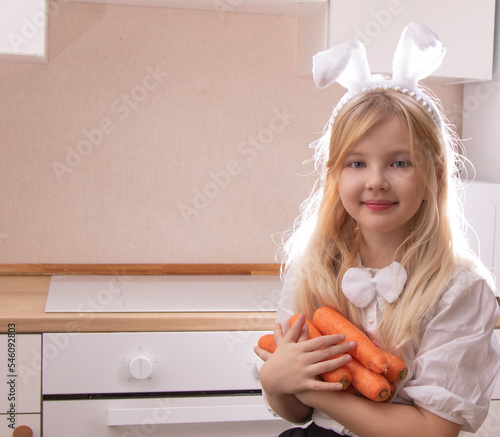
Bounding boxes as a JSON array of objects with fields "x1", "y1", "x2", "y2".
[
  {"x1": 313, "y1": 21, "x2": 445, "y2": 130},
  {"x1": 329, "y1": 83, "x2": 438, "y2": 127}
]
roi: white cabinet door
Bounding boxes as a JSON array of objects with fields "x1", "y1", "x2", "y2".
[
  {"x1": 0, "y1": 333, "x2": 41, "y2": 437},
  {"x1": 329, "y1": 0, "x2": 496, "y2": 82},
  {"x1": 0, "y1": 0, "x2": 47, "y2": 62}
]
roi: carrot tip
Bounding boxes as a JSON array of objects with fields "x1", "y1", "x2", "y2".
[
  {"x1": 340, "y1": 379, "x2": 351, "y2": 390},
  {"x1": 378, "y1": 390, "x2": 389, "y2": 401}
]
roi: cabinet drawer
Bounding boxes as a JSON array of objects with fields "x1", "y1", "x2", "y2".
[
  {"x1": 0, "y1": 414, "x2": 40, "y2": 437},
  {"x1": 0, "y1": 333, "x2": 41, "y2": 436},
  {"x1": 0, "y1": 334, "x2": 41, "y2": 413}
]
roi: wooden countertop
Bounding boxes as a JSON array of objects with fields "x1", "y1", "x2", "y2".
[
  {"x1": 0, "y1": 265, "x2": 280, "y2": 333},
  {"x1": 1, "y1": 264, "x2": 499, "y2": 333}
]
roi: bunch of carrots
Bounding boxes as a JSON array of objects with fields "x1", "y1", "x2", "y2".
[{"x1": 257, "y1": 306, "x2": 407, "y2": 402}]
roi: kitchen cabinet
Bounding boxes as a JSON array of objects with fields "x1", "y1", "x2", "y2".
[
  {"x1": 0, "y1": 334, "x2": 41, "y2": 437},
  {"x1": 77, "y1": 0, "x2": 495, "y2": 81},
  {"x1": 328, "y1": 0, "x2": 496, "y2": 82},
  {"x1": 0, "y1": 0, "x2": 47, "y2": 63}
]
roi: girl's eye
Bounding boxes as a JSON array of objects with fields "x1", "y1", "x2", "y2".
[
  {"x1": 349, "y1": 161, "x2": 365, "y2": 169},
  {"x1": 392, "y1": 160, "x2": 410, "y2": 168}
]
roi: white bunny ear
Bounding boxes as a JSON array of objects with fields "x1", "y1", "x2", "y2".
[
  {"x1": 313, "y1": 40, "x2": 371, "y2": 91},
  {"x1": 392, "y1": 21, "x2": 445, "y2": 86}
]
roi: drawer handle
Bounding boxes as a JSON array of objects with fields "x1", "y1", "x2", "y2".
[
  {"x1": 108, "y1": 404, "x2": 279, "y2": 426},
  {"x1": 12, "y1": 425, "x2": 33, "y2": 437}
]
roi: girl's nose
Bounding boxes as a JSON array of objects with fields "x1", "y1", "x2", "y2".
[{"x1": 366, "y1": 169, "x2": 389, "y2": 191}]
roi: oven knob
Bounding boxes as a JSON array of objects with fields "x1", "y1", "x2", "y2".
[{"x1": 129, "y1": 355, "x2": 153, "y2": 380}]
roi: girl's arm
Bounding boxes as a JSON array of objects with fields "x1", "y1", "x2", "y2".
[
  {"x1": 297, "y1": 389, "x2": 461, "y2": 437},
  {"x1": 254, "y1": 314, "x2": 355, "y2": 424}
]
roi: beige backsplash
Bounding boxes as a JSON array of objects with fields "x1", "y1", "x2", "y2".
[{"x1": 0, "y1": 2, "x2": 463, "y2": 263}]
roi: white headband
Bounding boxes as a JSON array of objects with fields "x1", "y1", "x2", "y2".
[{"x1": 313, "y1": 21, "x2": 446, "y2": 128}]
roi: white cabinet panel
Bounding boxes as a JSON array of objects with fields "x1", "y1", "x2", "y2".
[
  {"x1": 0, "y1": 333, "x2": 41, "y2": 436},
  {"x1": 43, "y1": 396, "x2": 292, "y2": 437},
  {"x1": 0, "y1": 0, "x2": 47, "y2": 62},
  {"x1": 329, "y1": 0, "x2": 496, "y2": 82}
]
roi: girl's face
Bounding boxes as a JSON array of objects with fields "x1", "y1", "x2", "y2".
[{"x1": 337, "y1": 115, "x2": 426, "y2": 249}]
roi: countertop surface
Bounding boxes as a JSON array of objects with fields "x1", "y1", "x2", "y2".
[
  {"x1": 0, "y1": 276, "x2": 276, "y2": 333},
  {"x1": 2, "y1": 274, "x2": 499, "y2": 333}
]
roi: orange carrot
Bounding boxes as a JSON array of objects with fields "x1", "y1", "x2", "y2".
[
  {"x1": 290, "y1": 314, "x2": 323, "y2": 338},
  {"x1": 257, "y1": 334, "x2": 277, "y2": 353},
  {"x1": 290, "y1": 314, "x2": 352, "y2": 390},
  {"x1": 346, "y1": 358, "x2": 391, "y2": 401},
  {"x1": 320, "y1": 364, "x2": 352, "y2": 390},
  {"x1": 381, "y1": 350, "x2": 408, "y2": 382},
  {"x1": 345, "y1": 384, "x2": 359, "y2": 396},
  {"x1": 313, "y1": 307, "x2": 388, "y2": 374}
]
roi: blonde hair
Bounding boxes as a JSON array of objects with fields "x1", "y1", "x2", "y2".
[{"x1": 281, "y1": 89, "x2": 485, "y2": 353}]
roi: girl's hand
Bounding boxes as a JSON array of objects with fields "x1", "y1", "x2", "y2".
[{"x1": 255, "y1": 314, "x2": 355, "y2": 397}]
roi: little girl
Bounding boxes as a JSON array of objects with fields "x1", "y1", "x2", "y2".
[{"x1": 255, "y1": 22, "x2": 500, "y2": 437}]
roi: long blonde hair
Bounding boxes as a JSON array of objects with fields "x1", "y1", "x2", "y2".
[{"x1": 281, "y1": 89, "x2": 484, "y2": 352}]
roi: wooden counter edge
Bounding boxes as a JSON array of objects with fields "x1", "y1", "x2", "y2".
[
  {"x1": 0, "y1": 263, "x2": 281, "y2": 276},
  {"x1": 0, "y1": 312, "x2": 277, "y2": 333}
]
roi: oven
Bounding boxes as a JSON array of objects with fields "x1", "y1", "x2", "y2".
[
  {"x1": 42, "y1": 274, "x2": 294, "y2": 436},
  {"x1": 42, "y1": 331, "x2": 293, "y2": 436}
]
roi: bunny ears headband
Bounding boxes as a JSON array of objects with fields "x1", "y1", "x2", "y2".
[{"x1": 313, "y1": 21, "x2": 446, "y2": 128}]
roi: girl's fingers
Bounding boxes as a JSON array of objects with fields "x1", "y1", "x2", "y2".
[
  {"x1": 297, "y1": 321, "x2": 310, "y2": 343},
  {"x1": 301, "y1": 379, "x2": 346, "y2": 394},
  {"x1": 273, "y1": 323, "x2": 285, "y2": 347},
  {"x1": 311, "y1": 352, "x2": 352, "y2": 375},
  {"x1": 254, "y1": 346, "x2": 271, "y2": 362},
  {"x1": 307, "y1": 379, "x2": 346, "y2": 392},
  {"x1": 284, "y1": 313, "x2": 307, "y2": 342},
  {"x1": 301, "y1": 334, "x2": 348, "y2": 353}
]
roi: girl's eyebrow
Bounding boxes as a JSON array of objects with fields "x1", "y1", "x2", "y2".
[{"x1": 345, "y1": 149, "x2": 411, "y2": 158}]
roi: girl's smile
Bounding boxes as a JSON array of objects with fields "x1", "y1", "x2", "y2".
[
  {"x1": 338, "y1": 115, "x2": 426, "y2": 249},
  {"x1": 362, "y1": 200, "x2": 398, "y2": 212}
]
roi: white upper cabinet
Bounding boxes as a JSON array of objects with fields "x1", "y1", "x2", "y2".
[
  {"x1": 0, "y1": 0, "x2": 47, "y2": 62},
  {"x1": 328, "y1": 0, "x2": 496, "y2": 82},
  {"x1": 3, "y1": 0, "x2": 493, "y2": 82}
]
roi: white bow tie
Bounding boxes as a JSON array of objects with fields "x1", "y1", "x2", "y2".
[{"x1": 341, "y1": 262, "x2": 407, "y2": 308}]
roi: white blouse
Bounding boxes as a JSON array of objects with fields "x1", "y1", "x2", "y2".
[{"x1": 273, "y1": 263, "x2": 500, "y2": 435}]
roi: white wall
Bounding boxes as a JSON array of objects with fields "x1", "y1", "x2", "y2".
[{"x1": 0, "y1": 2, "x2": 464, "y2": 264}]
